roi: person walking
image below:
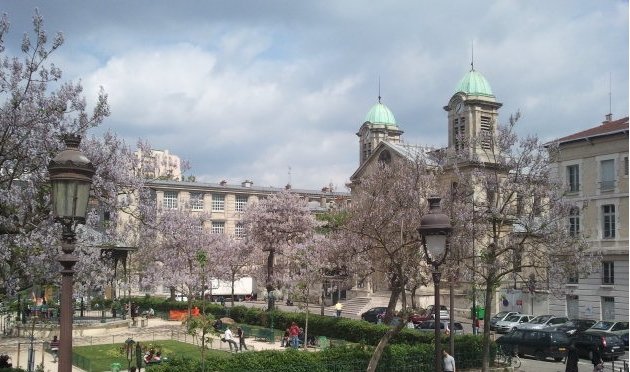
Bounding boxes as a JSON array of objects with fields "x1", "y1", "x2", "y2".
[
  {"x1": 564, "y1": 340, "x2": 578, "y2": 372},
  {"x1": 289, "y1": 322, "x2": 300, "y2": 349},
  {"x1": 224, "y1": 327, "x2": 238, "y2": 353},
  {"x1": 335, "y1": 302, "x2": 343, "y2": 318},
  {"x1": 442, "y1": 348, "x2": 456, "y2": 372},
  {"x1": 591, "y1": 346, "x2": 604, "y2": 371},
  {"x1": 49, "y1": 335, "x2": 60, "y2": 362},
  {"x1": 236, "y1": 326, "x2": 248, "y2": 352}
]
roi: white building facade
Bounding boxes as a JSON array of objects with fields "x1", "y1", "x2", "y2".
[{"x1": 548, "y1": 116, "x2": 629, "y2": 321}]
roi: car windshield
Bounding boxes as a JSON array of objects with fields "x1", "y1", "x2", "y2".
[
  {"x1": 494, "y1": 311, "x2": 509, "y2": 319},
  {"x1": 505, "y1": 315, "x2": 520, "y2": 322},
  {"x1": 591, "y1": 321, "x2": 614, "y2": 330},
  {"x1": 531, "y1": 315, "x2": 552, "y2": 324}
]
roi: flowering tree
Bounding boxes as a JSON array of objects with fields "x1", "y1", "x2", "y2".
[
  {"x1": 139, "y1": 205, "x2": 221, "y2": 313},
  {"x1": 0, "y1": 11, "x2": 118, "y2": 296},
  {"x1": 448, "y1": 113, "x2": 595, "y2": 370},
  {"x1": 213, "y1": 234, "x2": 255, "y2": 307},
  {"x1": 341, "y1": 152, "x2": 439, "y2": 321},
  {"x1": 337, "y1": 152, "x2": 440, "y2": 371},
  {"x1": 242, "y1": 190, "x2": 317, "y2": 311}
]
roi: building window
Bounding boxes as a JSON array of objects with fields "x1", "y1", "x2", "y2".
[
  {"x1": 602, "y1": 204, "x2": 616, "y2": 239},
  {"x1": 567, "y1": 165, "x2": 579, "y2": 192},
  {"x1": 163, "y1": 191, "x2": 178, "y2": 209},
  {"x1": 625, "y1": 156, "x2": 628, "y2": 176},
  {"x1": 211, "y1": 221, "x2": 225, "y2": 234},
  {"x1": 235, "y1": 195, "x2": 248, "y2": 212},
  {"x1": 190, "y1": 192, "x2": 204, "y2": 211},
  {"x1": 600, "y1": 159, "x2": 615, "y2": 190},
  {"x1": 602, "y1": 261, "x2": 614, "y2": 284},
  {"x1": 568, "y1": 207, "x2": 580, "y2": 236},
  {"x1": 212, "y1": 194, "x2": 225, "y2": 212},
  {"x1": 234, "y1": 223, "x2": 245, "y2": 238},
  {"x1": 567, "y1": 273, "x2": 578, "y2": 284}
]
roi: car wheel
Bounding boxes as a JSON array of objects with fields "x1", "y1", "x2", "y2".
[
  {"x1": 536, "y1": 351, "x2": 546, "y2": 361},
  {"x1": 553, "y1": 357, "x2": 563, "y2": 362}
]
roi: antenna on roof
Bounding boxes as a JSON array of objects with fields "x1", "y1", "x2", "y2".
[
  {"x1": 470, "y1": 40, "x2": 475, "y2": 71},
  {"x1": 606, "y1": 72, "x2": 612, "y2": 122},
  {"x1": 288, "y1": 166, "x2": 292, "y2": 187},
  {"x1": 378, "y1": 76, "x2": 382, "y2": 103}
]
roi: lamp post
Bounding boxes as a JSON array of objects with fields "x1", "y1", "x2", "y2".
[
  {"x1": 48, "y1": 134, "x2": 95, "y2": 372},
  {"x1": 418, "y1": 197, "x2": 452, "y2": 372},
  {"x1": 268, "y1": 290, "x2": 275, "y2": 344}
]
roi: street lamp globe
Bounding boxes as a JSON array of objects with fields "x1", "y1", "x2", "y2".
[
  {"x1": 48, "y1": 134, "x2": 96, "y2": 226},
  {"x1": 418, "y1": 197, "x2": 452, "y2": 265}
]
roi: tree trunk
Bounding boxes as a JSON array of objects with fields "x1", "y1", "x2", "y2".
[
  {"x1": 384, "y1": 286, "x2": 401, "y2": 324},
  {"x1": 410, "y1": 285, "x2": 418, "y2": 309},
  {"x1": 231, "y1": 272, "x2": 236, "y2": 307},
  {"x1": 304, "y1": 287, "x2": 310, "y2": 350},
  {"x1": 366, "y1": 321, "x2": 406, "y2": 372},
  {"x1": 481, "y1": 280, "x2": 494, "y2": 372},
  {"x1": 449, "y1": 277, "x2": 455, "y2": 356},
  {"x1": 169, "y1": 287, "x2": 176, "y2": 301},
  {"x1": 266, "y1": 250, "x2": 276, "y2": 311},
  {"x1": 320, "y1": 283, "x2": 325, "y2": 316}
]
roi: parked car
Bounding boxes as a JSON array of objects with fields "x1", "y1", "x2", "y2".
[
  {"x1": 426, "y1": 305, "x2": 450, "y2": 320},
  {"x1": 517, "y1": 315, "x2": 569, "y2": 330},
  {"x1": 547, "y1": 319, "x2": 597, "y2": 336},
  {"x1": 415, "y1": 320, "x2": 464, "y2": 335},
  {"x1": 588, "y1": 320, "x2": 629, "y2": 335},
  {"x1": 495, "y1": 314, "x2": 534, "y2": 334},
  {"x1": 489, "y1": 311, "x2": 521, "y2": 331},
  {"x1": 408, "y1": 310, "x2": 433, "y2": 325},
  {"x1": 574, "y1": 330, "x2": 625, "y2": 360},
  {"x1": 496, "y1": 328, "x2": 570, "y2": 361},
  {"x1": 360, "y1": 307, "x2": 387, "y2": 323},
  {"x1": 621, "y1": 332, "x2": 628, "y2": 350}
]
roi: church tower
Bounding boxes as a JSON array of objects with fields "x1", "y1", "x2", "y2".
[
  {"x1": 357, "y1": 97, "x2": 403, "y2": 166},
  {"x1": 444, "y1": 67, "x2": 502, "y2": 162}
]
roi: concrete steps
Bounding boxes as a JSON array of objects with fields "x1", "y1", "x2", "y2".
[{"x1": 326, "y1": 297, "x2": 371, "y2": 317}]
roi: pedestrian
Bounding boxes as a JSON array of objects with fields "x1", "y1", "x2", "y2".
[
  {"x1": 49, "y1": 335, "x2": 60, "y2": 362},
  {"x1": 335, "y1": 302, "x2": 343, "y2": 317},
  {"x1": 289, "y1": 322, "x2": 300, "y2": 349},
  {"x1": 564, "y1": 340, "x2": 578, "y2": 372},
  {"x1": 442, "y1": 348, "x2": 456, "y2": 372},
  {"x1": 473, "y1": 317, "x2": 480, "y2": 335},
  {"x1": 236, "y1": 326, "x2": 248, "y2": 352},
  {"x1": 281, "y1": 328, "x2": 290, "y2": 347},
  {"x1": 591, "y1": 346, "x2": 604, "y2": 371},
  {"x1": 223, "y1": 327, "x2": 238, "y2": 352}
]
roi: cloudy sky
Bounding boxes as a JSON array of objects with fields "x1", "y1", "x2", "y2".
[{"x1": 3, "y1": 1, "x2": 628, "y2": 190}]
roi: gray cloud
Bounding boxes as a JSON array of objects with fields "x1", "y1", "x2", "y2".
[{"x1": 3, "y1": 0, "x2": 628, "y2": 190}]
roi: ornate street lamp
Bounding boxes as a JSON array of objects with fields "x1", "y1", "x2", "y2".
[
  {"x1": 418, "y1": 197, "x2": 452, "y2": 372},
  {"x1": 48, "y1": 134, "x2": 95, "y2": 372}
]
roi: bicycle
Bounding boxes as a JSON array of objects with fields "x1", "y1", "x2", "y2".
[{"x1": 496, "y1": 344, "x2": 522, "y2": 368}]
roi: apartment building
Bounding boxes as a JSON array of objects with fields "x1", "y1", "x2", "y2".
[
  {"x1": 548, "y1": 116, "x2": 629, "y2": 321},
  {"x1": 147, "y1": 178, "x2": 350, "y2": 237}
]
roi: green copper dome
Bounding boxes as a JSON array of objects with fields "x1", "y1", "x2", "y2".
[
  {"x1": 364, "y1": 102, "x2": 397, "y2": 126},
  {"x1": 456, "y1": 70, "x2": 494, "y2": 96}
]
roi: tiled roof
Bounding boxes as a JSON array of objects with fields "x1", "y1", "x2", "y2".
[{"x1": 555, "y1": 117, "x2": 629, "y2": 144}]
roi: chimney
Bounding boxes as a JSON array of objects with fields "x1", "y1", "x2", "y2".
[
  {"x1": 241, "y1": 180, "x2": 253, "y2": 188},
  {"x1": 285, "y1": 183, "x2": 292, "y2": 190},
  {"x1": 605, "y1": 113, "x2": 612, "y2": 122},
  {"x1": 220, "y1": 180, "x2": 227, "y2": 186}
]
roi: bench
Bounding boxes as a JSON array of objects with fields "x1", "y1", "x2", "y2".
[{"x1": 253, "y1": 328, "x2": 274, "y2": 342}]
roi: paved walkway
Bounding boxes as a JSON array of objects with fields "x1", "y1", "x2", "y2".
[{"x1": 0, "y1": 317, "x2": 291, "y2": 372}]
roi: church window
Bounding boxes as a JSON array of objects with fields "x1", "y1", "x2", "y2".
[
  {"x1": 480, "y1": 115, "x2": 493, "y2": 150},
  {"x1": 453, "y1": 118, "x2": 465, "y2": 151}
]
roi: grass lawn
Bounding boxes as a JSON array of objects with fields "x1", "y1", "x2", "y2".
[{"x1": 73, "y1": 339, "x2": 231, "y2": 372}]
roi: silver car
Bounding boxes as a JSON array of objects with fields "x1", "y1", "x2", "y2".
[
  {"x1": 517, "y1": 315, "x2": 568, "y2": 330},
  {"x1": 495, "y1": 314, "x2": 534, "y2": 333}
]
